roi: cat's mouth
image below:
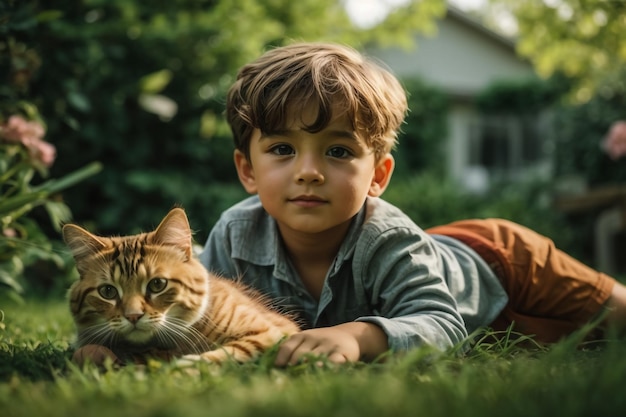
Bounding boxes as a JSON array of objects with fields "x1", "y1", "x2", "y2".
[
  {"x1": 119, "y1": 326, "x2": 182, "y2": 351},
  {"x1": 123, "y1": 328, "x2": 155, "y2": 344}
]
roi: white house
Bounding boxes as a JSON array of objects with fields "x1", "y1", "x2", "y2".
[
  {"x1": 369, "y1": 6, "x2": 551, "y2": 193},
  {"x1": 371, "y1": 9, "x2": 626, "y2": 274}
]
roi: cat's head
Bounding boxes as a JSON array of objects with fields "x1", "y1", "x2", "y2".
[{"x1": 63, "y1": 208, "x2": 209, "y2": 351}]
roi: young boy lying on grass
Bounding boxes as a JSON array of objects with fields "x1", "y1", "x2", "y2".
[{"x1": 200, "y1": 41, "x2": 626, "y2": 366}]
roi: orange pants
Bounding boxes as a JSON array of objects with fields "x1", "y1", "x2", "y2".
[{"x1": 427, "y1": 219, "x2": 616, "y2": 343}]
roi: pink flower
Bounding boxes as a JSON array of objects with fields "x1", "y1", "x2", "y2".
[
  {"x1": 0, "y1": 115, "x2": 45, "y2": 143},
  {"x1": 0, "y1": 115, "x2": 56, "y2": 167},
  {"x1": 2, "y1": 228, "x2": 17, "y2": 238},
  {"x1": 24, "y1": 137, "x2": 56, "y2": 167},
  {"x1": 601, "y1": 121, "x2": 626, "y2": 161}
]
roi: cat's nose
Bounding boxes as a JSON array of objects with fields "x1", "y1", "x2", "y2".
[{"x1": 125, "y1": 313, "x2": 144, "y2": 324}]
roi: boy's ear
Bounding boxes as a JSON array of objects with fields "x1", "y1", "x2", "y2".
[
  {"x1": 368, "y1": 154, "x2": 395, "y2": 197},
  {"x1": 234, "y1": 149, "x2": 258, "y2": 194}
]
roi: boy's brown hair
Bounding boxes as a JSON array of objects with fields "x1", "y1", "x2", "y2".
[{"x1": 226, "y1": 42, "x2": 408, "y2": 161}]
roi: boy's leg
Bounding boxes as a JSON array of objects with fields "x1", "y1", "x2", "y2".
[{"x1": 427, "y1": 219, "x2": 618, "y2": 343}]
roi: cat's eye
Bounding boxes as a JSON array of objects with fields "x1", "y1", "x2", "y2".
[
  {"x1": 147, "y1": 278, "x2": 167, "y2": 294},
  {"x1": 98, "y1": 284, "x2": 118, "y2": 300}
]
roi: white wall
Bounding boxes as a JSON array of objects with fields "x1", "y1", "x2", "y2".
[
  {"x1": 371, "y1": 12, "x2": 535, "y2": 96},
  {"x1": 368, "y1": 9, "x2": 551, "y2": 191}
]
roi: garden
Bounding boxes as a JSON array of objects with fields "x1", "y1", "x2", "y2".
[{"x1": 2, "y1": 1, "x2": 626, "y2": 416}]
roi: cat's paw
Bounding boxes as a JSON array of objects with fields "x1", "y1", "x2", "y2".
[
  {"x1": 175, "y1": 354, "x2": 204, "y2": 367},
  {"x1": 72, "y1": 344, "x2": 122, "y2": 368}
]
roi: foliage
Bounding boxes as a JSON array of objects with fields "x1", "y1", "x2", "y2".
[
  {"x1": 475, "y1": 73, "x2": 571, "y2": 114},
  {"x1": 0, "y1": 0, "x2": 448, "y2": 246},
  {"x1": 552, "y1": 91, "x2": 626, "y2": 187},
  {"x1": 0, "y1": 119, "x2": 101, "y2": 299},
  {"x1": 384, "y1": 172, "x2": 483, "y2": 229},
  {"x1": 0, "y1": 3, "x2": 101, "y2": 299},
  {"x1": 489, "y1": 0, "x2": 626, "y2": 103},
  {"x1": 384, "y1": 173, "x2": 575, "y2": 253},
  {"x1": 393, "y1": 77, "x2": 449, "y2": 177},
  {"x1": 2, "y1": 297, "x2": 626, "y2": 417}
]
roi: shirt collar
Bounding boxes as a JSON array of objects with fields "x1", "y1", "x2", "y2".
[{"x1": 231, "y1": 196, "x2": 368, "y2": 278}]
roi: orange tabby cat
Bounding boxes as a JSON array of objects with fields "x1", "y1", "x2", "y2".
[{"x1": 62, "y1": 208, "x2": 299, "y2": 365}]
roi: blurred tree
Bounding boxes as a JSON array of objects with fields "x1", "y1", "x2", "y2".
[
  {"x1": 490, "y1": 0, "x2": 626, "y2": 103},
  {"x1": 394, "y1": 77, "x2": 448, "y2": 177},
  {"x1": 3, "y1": 0, "x2": 447, "y2": 241}
]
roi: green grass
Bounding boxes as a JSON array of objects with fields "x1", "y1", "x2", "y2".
[{"x1": 1, "y1": 297, "x2": 626, "y2": 417}]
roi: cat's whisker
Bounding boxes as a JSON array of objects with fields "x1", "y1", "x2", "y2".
[
  {"x1": 171, "y1": 316, "x2": 217, "y2": 349},
  {"x1": 78, "y1": 322, "x2": 114, "y2": 346},
  {"x1": 182, "y1": 313, "x2": 222, "y2": 343},
  {"x1": 159, "y1": 318, "x2": 213, "y2": 354}
]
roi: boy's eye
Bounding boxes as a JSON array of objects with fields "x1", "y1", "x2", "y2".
[
  {"x1": 327, "y1": 146, "x2": 352, "y2": 159},
  {"x1": 270, "y1": 144, "x2": 294, "y2": 156},
  {"x1": 98, "y1": 284, "x2": 118, "y2": 300}
]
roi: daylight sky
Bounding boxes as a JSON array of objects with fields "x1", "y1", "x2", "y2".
[{"x1": 345, "y1": 0, "x2": 487, "y2": 27}]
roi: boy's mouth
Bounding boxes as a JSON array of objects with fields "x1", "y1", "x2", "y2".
[{"x1": 289, "y1": 195, "x2": 328, "y2": 207}]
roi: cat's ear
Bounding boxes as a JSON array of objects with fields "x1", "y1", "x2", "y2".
[
  {"x1": 62, "y1": 224, "x2": 108, "y2": 263},
  {"x1": 153, "y1": 208, "x2": 193, "y2": 260}
]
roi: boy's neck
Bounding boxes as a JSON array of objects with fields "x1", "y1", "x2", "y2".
[{"x1": 277, "y1": 221, "x2": 351, "y2": 301}]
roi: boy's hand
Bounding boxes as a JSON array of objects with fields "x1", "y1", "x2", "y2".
[{"x1": 274, "y1": 321, "x2": 388, "y2": 366}]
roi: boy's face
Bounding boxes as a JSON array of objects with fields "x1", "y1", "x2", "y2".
[{"x1": 234, "y1": 105, "x2": 394, "y2": 237}]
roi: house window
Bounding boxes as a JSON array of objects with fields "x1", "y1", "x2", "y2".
[{"x1": 468, "y1": 115, "x2": 545, "y2": 182}]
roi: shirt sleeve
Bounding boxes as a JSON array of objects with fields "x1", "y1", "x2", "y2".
[
  {"x1": 199, "y1": 216, "x2": 239, "y2": 279},
  {"x1": 353, "y1": 226, "x2": 468, "y2": 352}
]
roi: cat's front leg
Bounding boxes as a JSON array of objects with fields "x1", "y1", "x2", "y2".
[
  {"x1": 175, "y1": 354, "x2": 206, "y2": 367},
  {"x1": 176, "y1": 347, "x2": 241, "y2": 366},
  {"x1": 175, "y1": 352, "x2": 219, "y2": 367}
]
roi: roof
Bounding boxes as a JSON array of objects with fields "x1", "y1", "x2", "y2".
[
  {"x1": 445, "y1": 4, "x2": 517, "y2": 51},
  {"x1": 368, "y1": 5, "x2": 534, "y2": 98}
]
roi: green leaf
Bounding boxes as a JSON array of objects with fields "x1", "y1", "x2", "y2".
[
  {"x1": 138, "y1": 69, "x2": 173, "y2": 94},
  {"x1": 33, "y1": 161, "x2": 103, "y2": 195},
  {"x1": 66, "y1": 91, "x2": 91, "y2": 113},
  {"x1": 43, "y1": 201, "x2": 72, "y2": 232},
  {"x1": 0, "y1": 263, "x2": 24, "y2": 294},
  {"x1": 36, "y1": 10, "x2": 64, "y2": 23},
  {"x1": 0, "y1": 191, "x2": 47, "y2": 216},
  {"x1": 0, "y1": 163, "x2": 101, "y2": 219}
]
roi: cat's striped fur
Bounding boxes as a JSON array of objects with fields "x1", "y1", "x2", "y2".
[{"x1": 63, "y1": 208, "x2": 299, "y2": 364}]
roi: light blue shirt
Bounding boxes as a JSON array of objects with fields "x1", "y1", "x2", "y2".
[{"x1": 200, "y1": 195, "x2": 508, "y2": 352}]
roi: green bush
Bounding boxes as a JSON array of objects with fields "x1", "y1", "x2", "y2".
[
  {"x1": 552, "y1": 92, "x2": 626, "y2": 186},
  {"x1": 384, "y1": 173, "x2": 482, "y2": 229},
  {"x1": 394, "y1": 77, "x2": 449, "y2": 177},
  {"x1": 1, "y1": 3, "x2": 101, "y2": 299},
  {"x1": 475, "y1": 74, "x2": 570, "y2": 115},
  {"x1": 6, "y1": 0, "x2": 444, "y2": 245},
  {"x1": 32, "y1": 0, "x2": 247, "y2": 240},
  {"x1": 0, "y1": 0, "x2": 450, "y2": 296},
  {"x1": 384, "y1": 173, "x2": 575, "y2": 253}
]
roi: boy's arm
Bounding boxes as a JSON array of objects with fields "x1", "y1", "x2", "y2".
[
  {"x1": 352, "y1": 227, "x2": 468, "y2": 353},
  {"x1": 276, "y1": 228, "x2": 467, "y2": 366},
  {"x1": 202, "y1": 216, "x2": 389, "y2": 365},
  {"x1": 274, "y1": 321, "x2": 388, "y2": 366}
]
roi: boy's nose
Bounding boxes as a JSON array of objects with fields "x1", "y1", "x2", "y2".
[{"x1": 295, "y1": 155, "x2": 325, "y2": 184}]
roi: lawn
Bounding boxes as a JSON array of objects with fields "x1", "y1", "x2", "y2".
[{"x1": 1, "y1": 296, "x2": 626, "y2": 417}]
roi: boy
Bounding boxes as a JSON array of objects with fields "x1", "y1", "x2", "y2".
[{"x1": 200, "y1": 42, "x2": 626, "y2": 366}]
